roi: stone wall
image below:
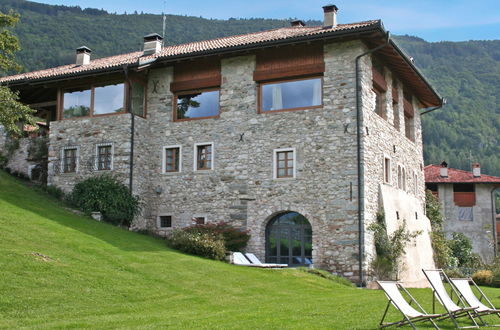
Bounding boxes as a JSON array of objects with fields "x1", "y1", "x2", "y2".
[
  {"x1": 48, "y1": 114, "x2": 133, "y2": 191},
  {"x1": 359, "y1": 51, "x2": 434, "y2": 285},
  {"x1": 438, "y1": 183, "x2": 497, "y2": 262}
]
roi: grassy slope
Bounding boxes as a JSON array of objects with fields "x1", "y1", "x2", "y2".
[{"x1": 1, "y1": 171, "x2": 499, "y2": 329}]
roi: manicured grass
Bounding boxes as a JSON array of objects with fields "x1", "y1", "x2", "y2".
[{"x1": 1, "y1": 171, "x2": 500, "y2": 329}]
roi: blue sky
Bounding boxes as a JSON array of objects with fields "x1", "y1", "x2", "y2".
[{"x1": 35, "y1": 0, "x2": 500, "y2": 42}]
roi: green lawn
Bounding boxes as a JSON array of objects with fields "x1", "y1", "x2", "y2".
[{"x1": 1, "y1": 171, "x2": 499, "y2": 329}]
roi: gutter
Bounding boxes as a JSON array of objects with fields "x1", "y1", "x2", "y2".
[
  {"x1": 420, "y1": 98, "x2": 446, "y2": 115},
  {"x1": 354, "y1": 30, "x2": 391, "y2": 287},
  {"x1": 491, "y1": 187, "x2": 498, "y2": 259}
]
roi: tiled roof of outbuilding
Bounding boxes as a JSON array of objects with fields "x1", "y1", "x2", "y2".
[
  {"x1": 0, "y1": 21, "x2": 378, "y2": 84},
  {"x1": 424, "y1": 165, "x2": 500, "y2": 184}
]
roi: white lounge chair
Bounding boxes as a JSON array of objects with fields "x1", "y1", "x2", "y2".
[
  {"x1": 377, "y1": 281, "x2": 444, "y2": 329},
  {"x1": 232, "y1": 252, "x2": 258, "y2": 266},
  {"x1": 450, "y1": 278, "x2": 500, "y2": 326},
  {"x1": 245, "y1": 253, "x2": 287, "y2": 268},
  {"x1": 422, "y1": 269, "x2": 479, "y2": 328}
]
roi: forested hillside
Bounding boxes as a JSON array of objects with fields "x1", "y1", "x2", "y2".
[{"x1": 1, "y1": 0, "x2": 498, "y2": 175}]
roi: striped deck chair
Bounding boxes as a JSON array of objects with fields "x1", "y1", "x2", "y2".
[{"x1": 378, "y1": 281, "x2": 444, "y2": 329}]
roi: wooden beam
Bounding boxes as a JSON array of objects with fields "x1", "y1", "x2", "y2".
[{"x1": 28, "y1": 100, "x2": 57, "y2": 108}]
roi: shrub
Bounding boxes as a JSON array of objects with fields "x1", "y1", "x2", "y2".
[
  {"x1": 472, "y1": 270, "x2": 493, "y2": 286},
  {"x1": 69, "y1": 174, "x2": 141, "y2": 226},
  {"x1": 166, "y1": 230, "x2": 226, "y2": 260},
  {"x1": 444, "y1": 268, "x2": 465, "y2": 279},
  {"x1": 448, "y1": 232, "x2": 482, "y2": 269},
  {"x1": 182, "y1": 222, "x2": 250, "y2": 252}
]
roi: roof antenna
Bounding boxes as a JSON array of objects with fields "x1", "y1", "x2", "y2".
[{"x1": 162, "y1": 0, "x2": 167, "y2": 47}]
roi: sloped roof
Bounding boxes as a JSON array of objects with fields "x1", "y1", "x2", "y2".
[
  {"x1": 0, "y1": 21, "x2": 377, "y2": 84},
  {"x1": 0, "y1": 19, "x2": 442, "y2": 107},
  {"x1": 424, "y1": 165, "x2": 500, "y2": 184}
]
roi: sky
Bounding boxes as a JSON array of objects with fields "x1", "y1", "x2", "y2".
[{"x1": 35, "y1": 0, "x2": 500, "y2": 42}]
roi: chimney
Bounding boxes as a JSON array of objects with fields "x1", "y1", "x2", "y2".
[
  {"x1": 290, "y1": 20, "x2": 306, "y2": 27},
  {"x1": 472, "y1": 163, "x2": 481, "y2": 177},
  {"x1": 143, "y1": 33, "x2": 163, "y2": 55},
  {"x1": 440, "y1": 161, "x2": 448, "y2": 178},
  {"x1": 76, "y1": 46, "x2": 91, "y2": 66},
  {"x1": 322, "y1": 4, "x2": 338, "y2": 27}
]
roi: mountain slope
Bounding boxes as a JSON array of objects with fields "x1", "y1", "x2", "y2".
[{"x1": 1, "y1": 0, "x2": 498, "y2": 176}]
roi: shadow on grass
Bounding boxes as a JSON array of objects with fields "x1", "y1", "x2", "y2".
[{"x1": 0, "y1": 171, "x2": 166, "y2": 252}]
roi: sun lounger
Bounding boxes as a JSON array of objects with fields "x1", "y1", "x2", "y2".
[
  {"x1": 377, "y1": 281, "x2": 444, "y2": 329},
  {"x1": 449, "y1": 277, "x2": 500, "y2": 326},
  {"x1": 245, "y1": 253, "x2": 288, "y2": 268},
  {"x1": 232, "y1": 252, "x2": 287, "y2": 268},
  {"x1": 422, "y1": 269, "x2": 479, "y2": 328}
]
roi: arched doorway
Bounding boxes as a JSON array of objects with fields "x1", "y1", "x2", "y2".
[{"x1": 265, "y1": 211, "x2": 312, "y2": 266}]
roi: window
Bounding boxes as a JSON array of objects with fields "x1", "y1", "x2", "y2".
[
  {"x1": 62, "y1": 82, "x2": 126, "y2": 119},
  {"x1": 63, "y1": 88, "x2": 91, "y2": 118},
  {"x1": 162, "y1": 146, "x2": 181, "y2": 173},
  {"x1": 402, "y1": 167, "x2": 407, "y2": 191},
  {"x1": 274, "y1": 148, "x2": 296, "y2": 179},
  {"x1": 158, "y1": 215, "x2": 172, "y2": 228},
  {"x1": 96, "y1": 144, "x2": 113, "y2": 171},
  {"x1": 384, "y1": 157, "x2": 391, "y2": 184},
  {"x1": 194, "y1": 143, "x2": 214, "y2": 171},
  {"x1": 414, "y1": 172, "x2": 418, "y2": 195},
  {"x1": 403, "y1": 91, "x2": 415, "y2": 141},
  {"x1": 397, "y1": 165, "x2": 402, "y2": 189},
  {"x1": 372, "y1": 59, "x2": 387, "y2": 118},
  {"x1": 93, "y1": 83, "x2": 124, "y2": 115},
  {"x1": 458, "y1": 207, "x2": 473, "y2": 221},
  {"x1": 260, "y1": 77, "x2": 322, "y2": 112},
  {"x1": 174, "y1": 89, "x2": 219, "y2": 121},
  {"x1": 392, "y1": 86, "x2": 400, "y2": 130},
  {"x1": 193, "y1": 216, "x2": 206, "y2": 225},
  {"x1": 61, "y1": 147, "x2": 78, "y2": 173}
]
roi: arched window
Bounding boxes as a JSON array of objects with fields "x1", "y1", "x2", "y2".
[
  {"x1": 397, "y1": 165, "x2": 402, "y2": 189},
  {"x1": 266, "y1": 212, "x2": 312, "y2": 266}
]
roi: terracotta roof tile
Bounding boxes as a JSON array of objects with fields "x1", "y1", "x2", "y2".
[
  {"x1": 424, "y1": 164, "x2": 500, "y2": 184},
  {"x1": 0, "y1": 21, "x2": 379, "y2": 84}
]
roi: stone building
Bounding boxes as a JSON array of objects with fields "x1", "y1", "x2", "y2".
[
  {"x1": 425, "y1": 163, "x2": 500, "y2": 262},
  {"x1": 0, "y1": 6, "x2": 443, "y2": 286}
]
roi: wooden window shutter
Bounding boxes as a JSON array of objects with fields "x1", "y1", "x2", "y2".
[
  {"x1": 372, "y1": 62, "x2": 387, "y2": 92},
  {"x1": 392, "y1": 87, "x2": 398, "y2": 103},
  {"x1": 170, "y1": 58, "x2": 221, "y2": 92},
  {"x1": 403, "y1": 91, "x2": 414, "y2": 117},
  {"x1": 454, "y1": 192, "x2": 476, "y2": 206},
  {"x1": 253, "y1": 43, "x2": 325, "y2": 82}
]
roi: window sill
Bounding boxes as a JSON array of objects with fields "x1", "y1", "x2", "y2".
[
  {"x1": 259, "y1": 105, "x2": 322, "y2": 114},
  {"x1": 193, "y1": 169, "x2": 214, "y2": 174},
  {"x1": 162, "y1": 171, "x2": 182, "y2": 175},
  {"x1": 273, "y1": 177, "x2": 296, "y2": 181},
  {"x1": 173, "y1": 115, "x2": 220, "y2": 122},
  {"x1": 59, "y1": 111, "x2": 128, "y2": 121}
]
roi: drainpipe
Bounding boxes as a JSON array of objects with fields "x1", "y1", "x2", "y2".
[
  {"x1": 491, "y1": 187, "x2": 499, "y2": 259},
  {"x1": 122, "y1": 64, "x2": 134, "y2": 192},
  {"x1": 420, "y1": 98, "x2": 446, "y2": 115},
  {"x1": 355, "y1": 31, "x2": 390, "y2": 287}
]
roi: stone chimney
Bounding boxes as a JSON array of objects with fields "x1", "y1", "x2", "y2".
[
  {"x1": 322, "y1": 4, "x2": 338, "y2": 27},
  {"x1": 143, "y1": 33, "x2": 163, "y2": 55},
  {"x1": 290, "y1": 20, "x2": 306, "y2": 27},
  {"x1": 472, "y1": 163, "x2": 481, "y2": 177},
  {"x1": 440, "y1": 161, "x2": 448, "y2": 178},
  {"x1": 76, "y1": 46, "x2": 91, "y2": 66}
]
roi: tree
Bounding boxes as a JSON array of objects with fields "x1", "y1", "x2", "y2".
[{"x1": 0, "y1": 10, "x2": 36, "y2": 136}]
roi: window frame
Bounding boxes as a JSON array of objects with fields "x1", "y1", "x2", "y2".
[
  {"x1": 59, "y1": 80, "x2": 128, "y2": 120},
  {"x1": 60, "y1": 146, "x2": 79, "y2": 174},
  {"x1": 273, "y1": 147, "x2": 296, "y2": 179},
  {"x1": 162, "y1": 145, "x2": 182, "y2": 174},
  {"x1": 192, "y1": 215, "x2": 207, "y2": 225},
  {"x1": 383, "y1": 156, "x2": 392, "y2": 184},
  {"x1": 129, "y1": 76, "x2": 148, "y2": 118},
  {"x1": 193, "y1": 142, "x2": 214, "y2": 172},
  {"x1": 173, "y1": 87, "x2": 220, "y2": 122},
  {"x1": 95, "y1": 143, "x2": 114, "y2": 171},
  {"x1": 258, "y1": 76, "x2": 323, "y2": 114},
  {"x1": 157, "y1": 214, "x2": 173, "y2": 229}
]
